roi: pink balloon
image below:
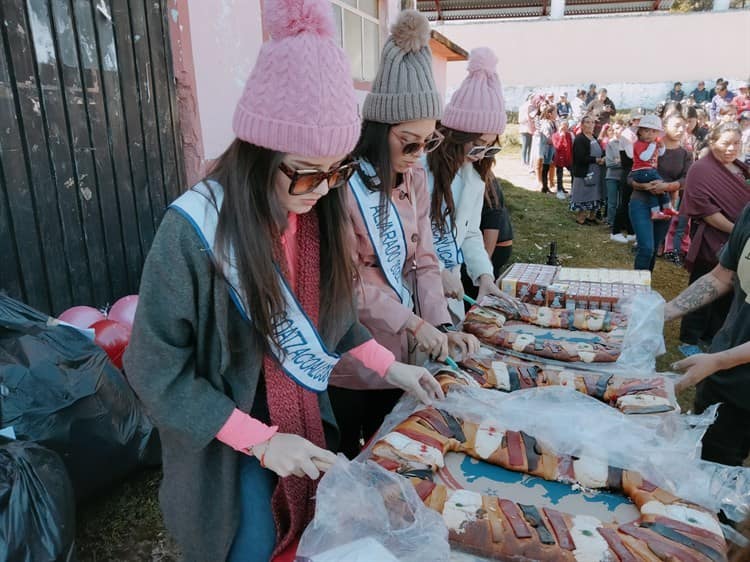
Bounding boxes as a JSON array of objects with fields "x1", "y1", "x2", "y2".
[
  {"x1": 108, "y1": 295, "x2": 139, "y2": 327},
  {"x1": 91, "y1": 320, "x2": 131, "y2": 369},
  {"x1": 58, "y1": 305, "x2": 106, "y2": 329}
]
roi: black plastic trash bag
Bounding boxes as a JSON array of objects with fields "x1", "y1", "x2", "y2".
[
  {"x1": 0, "y1": 438, "x2": 76, "y2": 562},
  {"x1": 0, "y1": 294, "x2": 160, "y2": 500}
]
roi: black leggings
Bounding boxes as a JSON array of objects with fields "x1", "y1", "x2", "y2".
[
  {"x1": 612, "y1": 152, "x2": 634, "y2": 235},
  {"x1": 327, "y1": 386, "x2": 403, "y2": 459}
]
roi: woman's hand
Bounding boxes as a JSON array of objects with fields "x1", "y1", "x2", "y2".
[
  {"x1": 645, "y1": 180, "x2": 665, "y2": 194},
  {"x1": 447, "y1": 331, "x2": 481, "y2": 358},
  {"x1": 672, "y1": 353, "x2": 720, "y2": 393},
  {"x1": 477, "y1": 274, "x2": 502, "y2": 300},
  {"x1": 407, "y1": 316, "x2": 449, "y2": 361},
  {"x1": 250, "y1": 434, "x2": 337, "y2": 479},
  {"x1": 384, "y1": 362, "x2": 445, "y2": 405},
  {"x1": 441, "y1": 269, "x2": 464, "y2": 300}
]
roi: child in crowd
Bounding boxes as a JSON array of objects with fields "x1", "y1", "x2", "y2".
[
  {"x1": 551, "y1": 119, "x2": 574, "y2": 198},
  {"x1": 630, "y1": 114, "x2": 678, "y2": 221},
  {"x1": 719, "y1": 103, "x2": 738, "y2": 123}
]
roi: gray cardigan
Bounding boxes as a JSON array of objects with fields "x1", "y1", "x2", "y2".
[{"x1": 123, "y1": 210, "x2": 372, "y2": 561}]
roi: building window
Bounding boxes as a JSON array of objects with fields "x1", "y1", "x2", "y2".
[{"x1": 331, "y1": 0, "x2": 380, "y2": 81}]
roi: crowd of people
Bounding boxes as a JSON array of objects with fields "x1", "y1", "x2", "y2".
[
  {"x1": 110, "y1": 0, "x2": 750, "y2": 557},
  {"x1": 516, "y1": 82, "x2": 750, "y2": 356}
]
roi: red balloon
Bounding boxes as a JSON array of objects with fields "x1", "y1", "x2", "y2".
[
  {"x1": 58, "y1": 306, "x2": 106, "y2": 329},
  {"x1": 108, "y1": 295, "x2": 139, "y2": 328},
  {"x1": 91, "y1": 319, "x2": 131, "y2": 369}
]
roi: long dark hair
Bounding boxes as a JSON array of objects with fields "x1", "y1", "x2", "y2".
[
  {"x1": 351, "y1": 120, "x2": 397, "y2": 228},
  {"x1": 207, "y1": 139, "x2": 355, "y2": 349},
  {"x1": 427, "y1": 125, "x2": 498, "y2": 230}
]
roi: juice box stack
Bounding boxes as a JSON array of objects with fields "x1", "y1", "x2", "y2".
[{"x1": 499, "y1": 264, "x2": 651, "y2": 312}]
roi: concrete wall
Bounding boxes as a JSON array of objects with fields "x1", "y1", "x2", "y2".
[{"x1": 434, "y1": 10, "x2": 750, "y2": 111}]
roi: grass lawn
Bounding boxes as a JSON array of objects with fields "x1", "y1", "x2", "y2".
[{"x1": 76, "y1": 177, "x2": 698, "y2": 560}]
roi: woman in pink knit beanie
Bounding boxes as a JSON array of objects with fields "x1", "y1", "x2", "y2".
[
  {"x1": 123, "y1": 0, "x2": 442, "y2": 560},
  {"x1": 424, "y1": 47, "x2": 507, "y2": 318}
]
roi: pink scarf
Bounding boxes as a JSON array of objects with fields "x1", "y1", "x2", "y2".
[{"x1": 264, "y1": 209, "x2": 326, "y2": 557}]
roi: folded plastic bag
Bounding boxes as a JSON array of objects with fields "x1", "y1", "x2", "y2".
[{"x1": 295, "y1": 456, "x2": 449, "y2": 562}]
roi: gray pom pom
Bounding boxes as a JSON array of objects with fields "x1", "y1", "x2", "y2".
[{"x1": 390, "y1": 10, "x2": 431, "y2": 53}]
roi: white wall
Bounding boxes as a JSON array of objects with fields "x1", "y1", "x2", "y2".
[{"x1": 435, "y1": 10, "x2": 750, "y2": 111}]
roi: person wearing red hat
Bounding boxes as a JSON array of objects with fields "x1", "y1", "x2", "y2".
[{"x1": 122, "y1": 1, "x2": 442, "y2": 559}]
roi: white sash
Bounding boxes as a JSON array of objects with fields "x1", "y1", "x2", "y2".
[
  {"x1": 170, "y1": 181, "x2": 339, "y2": 393},
  {"x1": 423, "y1": 158, "x2": 464, "y2": 271},
  {"x1": 349, "y1": 161, "x2": 411, "y2": 306}
]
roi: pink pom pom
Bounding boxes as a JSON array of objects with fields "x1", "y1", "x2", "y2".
[
  {"x1": 467, "y1": 47, "x2": 498, "y2": 76},
  {"x1": 263, "y1": 0, "x2": 335, "y2": 40}
]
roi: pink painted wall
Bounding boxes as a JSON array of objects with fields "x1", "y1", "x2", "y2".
[
  {"x1": 167, "y1": 0, "x2": 204, "y2": 186},
  {"x1": 186, "y1": 0, "x2": 264, "y2": 161}
]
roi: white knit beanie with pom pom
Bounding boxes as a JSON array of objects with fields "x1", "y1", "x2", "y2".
[
  {"x1": 442, "y1": 47, "x2": 506, "y2": 135},
  {"x1": 232, "y1": 0, "x2": 360, "y2": 157},
  {"x1": 362, "y1": 9, "x2": 442, "y2": 124}
]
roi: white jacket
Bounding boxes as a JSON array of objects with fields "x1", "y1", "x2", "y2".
[{"x1": 424, "y1": 158, "x2": 494, "y2": 283}]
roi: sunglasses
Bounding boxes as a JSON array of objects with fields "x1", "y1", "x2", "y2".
[
  {"x1": 393, "y1": 129, "x2": 444, "y2": 155},
  {"x1": 467, "y1": 145, "x2": 502, "y2": 159},
  {"x1": 278, "y1": 160, "x2": 358, "y2": 195}
]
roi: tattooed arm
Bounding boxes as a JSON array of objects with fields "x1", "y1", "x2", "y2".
[{"x1": 663, "y1": 263, "x2": 736, "y2": 322}]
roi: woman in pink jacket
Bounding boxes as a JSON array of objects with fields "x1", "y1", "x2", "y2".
[{"x1": 328, "y1": 10, "x2": 478, "y2": 459}]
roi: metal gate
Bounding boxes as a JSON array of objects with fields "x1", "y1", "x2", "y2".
[{"x1": 0, "y1": 0, "x2": 184, "y2": 315}]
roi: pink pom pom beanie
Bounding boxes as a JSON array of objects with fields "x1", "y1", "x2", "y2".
[
  {"x1": 442, "y1": 47, "x2": 507, "y2": 135},
  {"x1": 232, "y1": 0, "x2": 360, "y2": 157}
]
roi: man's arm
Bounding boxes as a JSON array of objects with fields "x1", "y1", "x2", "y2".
[
  {"x1": 703, "y1": 212, "x2": 734, "y2": 234},
  {"x1": 673, "y1": 341, "x2": 750, "y2": 393},
  {"x1": 664, "y1": 263, "x2": 736, "y2": 322}
]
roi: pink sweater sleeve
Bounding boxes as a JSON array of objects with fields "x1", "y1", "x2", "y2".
[
  {"x1": 348, "y1": 338, "x2": 395, "y2": 377},
  {"x1": 215, "y1": 409, "x2": 278, "y2": 454}
]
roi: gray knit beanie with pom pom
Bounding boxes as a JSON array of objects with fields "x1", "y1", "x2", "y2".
[{"x1": 362, "y1": 10, "x2": 442, "y2": 124}]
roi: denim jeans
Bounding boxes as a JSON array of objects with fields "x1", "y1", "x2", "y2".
[
  {"x1": 605, "y1": 178, "x2": 619, "y2": 225},
  {"x1": 629, "y1": 197, "x2": 670, "y2": 270},
  {"x1": 228, "y1": 456, "x2": 278, "y2": 562},
  {"x1": 520, "y1": 133, "x2": 532, "y2": 166}
]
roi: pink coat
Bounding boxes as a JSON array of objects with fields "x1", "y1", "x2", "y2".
[{"x1": 330, "y1": 164, "x2": 451, "y2": 390}]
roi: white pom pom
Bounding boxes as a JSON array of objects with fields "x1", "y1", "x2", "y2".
[
  {"x1": 390, "y1": 10, "x2": 431, "y2": 53},
  {"x1": 467, "y1": 47, "x2": 497, "y2": 76}
]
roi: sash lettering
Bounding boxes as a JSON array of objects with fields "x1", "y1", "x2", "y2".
[
  {"x1": 423, "y1": 156, "x2": 464, "y2": 271},
  {"x1": 432, "y1": 220, "x2": 464, "y2": 270},
  {"x1": 349, "y1": 161, "x2": 411, "y2": 305}
]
